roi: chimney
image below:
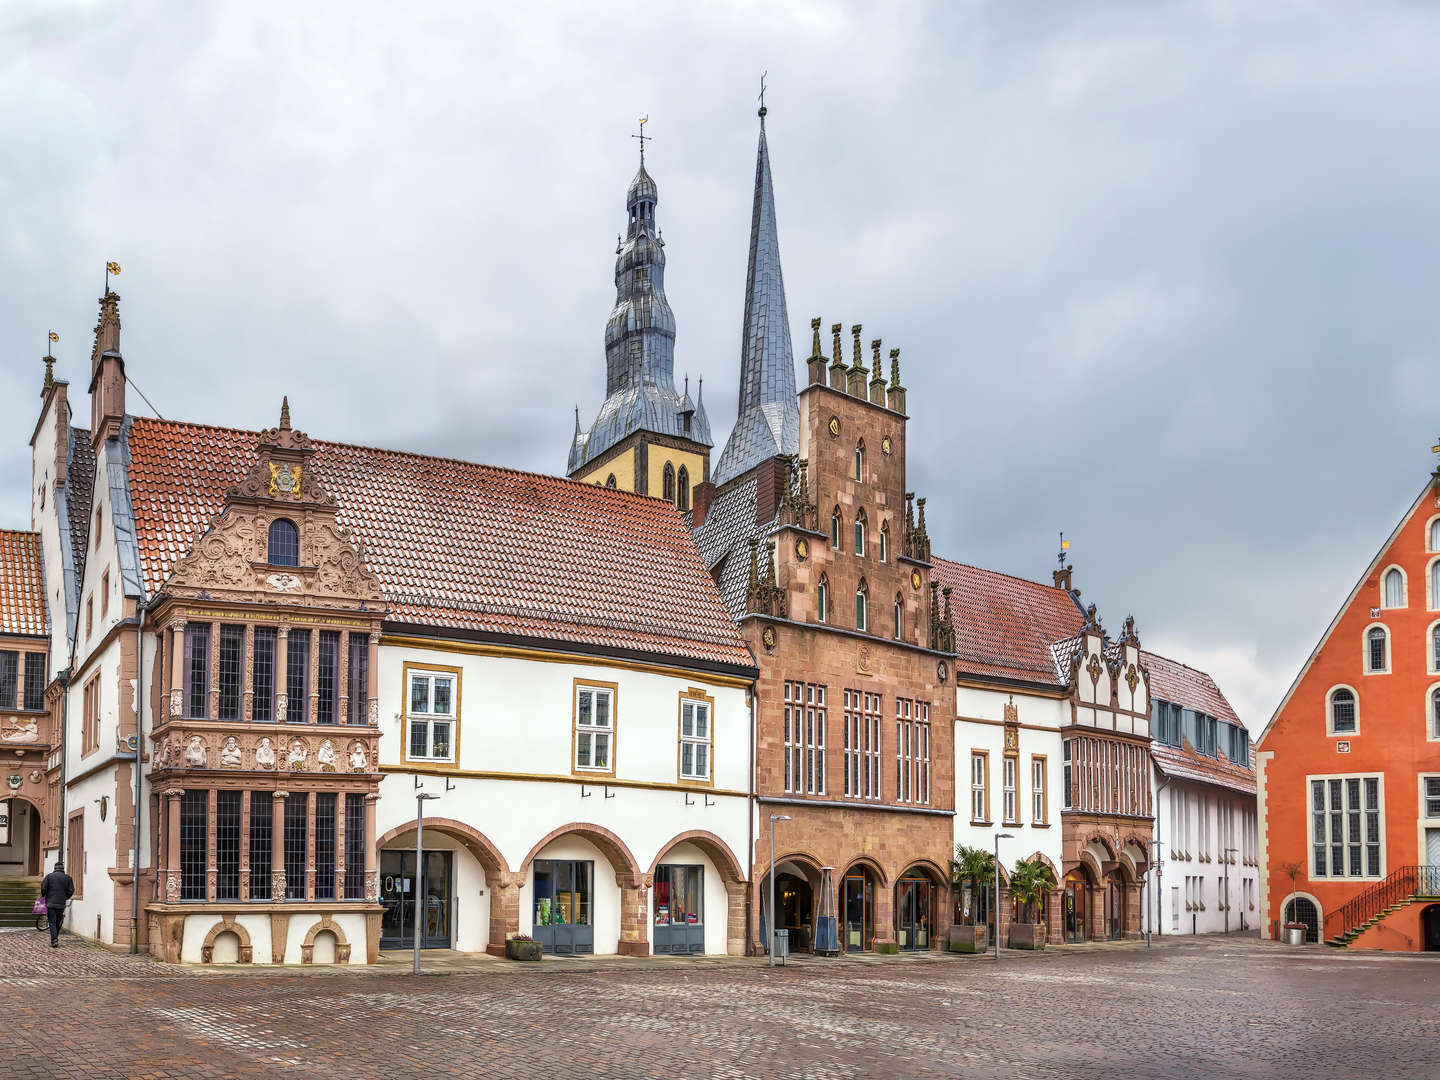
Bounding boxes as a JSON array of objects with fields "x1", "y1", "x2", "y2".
[
  {"x1": 755, "y1": 456, "x2": 790, "y2": 526},
  {"x1": 692, "y1": 480, "x2": 716, "y2": 530}
]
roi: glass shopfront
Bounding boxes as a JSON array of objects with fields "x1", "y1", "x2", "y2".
[
  {"x1": 843, "y1": 871, "x2": 875, "y2": 953},
  {"x1": 1063, "y1": 875, "x2": 1087, "y2": 944},
  {"x1": 653, "y1": 864, "x2": 704, "y2": 954},
  {"x1": 1107, "y1": 881, "x2": 1125, "y2": 940},
  {"x1": 533, "y1": 859, "x2": 594, "y2": 954},
  {"x1": 379, "y1": 849, "x2": 452, "y2": 950},
  {"x1": 896, "y1": 876, "x2": 932, "y2": 951}
]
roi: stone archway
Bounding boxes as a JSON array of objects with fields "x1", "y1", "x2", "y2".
[
  {"x1": 200, "y1": 916, "x2": 253, "y2": 964},
  {"x1": 754, "y1": 850, "x2": 824, "y2": 955},
  {"x1": 300, "y1": 915, "x2": 352, "y2": 964},
  {"x1": 895, "y1": 859, "x2": 950, "y2": 951},
  {"x1": 0, "y1": 796, "x2": 44, "y2": 877},
  {"x1": 648, "y1": 830, "x2": 748, "y2": 956},
  {"x1": 378, "y1": 816, "x2": 511, "y2": 956},
  {"x1": 519, "y1": 823, "x2": 646, "y2": 956}
]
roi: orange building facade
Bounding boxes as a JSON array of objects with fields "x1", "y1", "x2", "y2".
[{"x1": 1258, "y1": 454, "x2": 1440, "y2": 950}]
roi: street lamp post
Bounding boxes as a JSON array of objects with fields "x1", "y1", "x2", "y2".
[
  {"x1": 1149, "y1": 840, "x2": 1164, "y2": 948},
  {"x1": 994, "y1": 832, "x2": 1013, "y2": 962},
  {"x1": 1224, "y1": 846, "x2": 1238, "y2": 935},
  {"x1": 413, "y1": 791, "x2": 441, "y2": 976},
  {"x1": 769, "y1": 814, "x2": 791, "y2": 967}
]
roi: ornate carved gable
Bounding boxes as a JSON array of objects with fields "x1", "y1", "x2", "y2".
[{"x1": 164, "y1": 400, "x2": 385, "y2": 609}]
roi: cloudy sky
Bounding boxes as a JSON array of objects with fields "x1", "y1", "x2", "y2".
[{"x1": 3, "y1": 1, "x2": 1438, "y2": 727}]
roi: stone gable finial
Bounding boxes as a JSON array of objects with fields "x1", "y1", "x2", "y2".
[
  {"x1": 831, "y1": 323, "x2": 844, "y2": 367},
  {"x1": 810, "y1": 317, "x2": 823, "y2": 359},
  {"x1": 890, "y1": 348, "x2": 902, "y2": 388},
  {"x1": 279, "y1": 396, "x2": 291, "y2": 431},
  {"x1": 850, "y1": 324, "x2": 864, "y2": 371}
]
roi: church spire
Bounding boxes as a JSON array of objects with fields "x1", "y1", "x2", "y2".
[{"x1": 711, "y1": 97, "x2": 799, "y2": 488}]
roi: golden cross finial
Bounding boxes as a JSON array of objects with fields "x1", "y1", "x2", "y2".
[
  {"x1": 1432, "y1": 438, "x2": 1440, "y2": 454},
  {"x1": 632, "y1": 116, "x2": 651, "y2": 164},
  {"x1": 104, "y1": 261, "x2": 121, "y2": 294}
]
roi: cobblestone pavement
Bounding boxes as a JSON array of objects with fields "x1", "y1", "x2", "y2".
[{"x1": 3, "y1": 928, "x2": 1438, "y2": 1079}]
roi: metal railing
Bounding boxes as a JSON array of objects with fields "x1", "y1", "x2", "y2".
[{"x1": 1322, "y1": 865, "x2": 1440, "y2": 941}]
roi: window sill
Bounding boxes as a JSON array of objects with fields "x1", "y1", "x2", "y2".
[
  {"x1": 1031, "y1": 822, "x2": 1051, "y2": 829},
  {"x1": 971, "y1": 819, "x2": 993, "y2": 828}
]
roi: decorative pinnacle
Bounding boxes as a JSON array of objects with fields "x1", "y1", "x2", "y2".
[
  {"x1": 889, "y1": 348, "x2": 902, "y2": 388},
  {"x1": 850, "y1": 324, "x2": 864, "y2": 371},
  {"x1": 758, "y1": 70, "x2": 767, "y2": 118},
  {"x1": 279, "y1": 396, "x2": 291, "y2": 430},
  {"x1": 42, "y1": 355, "x2": 55, "y2": 393},
  {"x1": 831, "y1": 323, "x2": 844, "y2": 366},
  {"x1": 810, "y1": 317, "x2": 823, "y2": 359},
  {"x1": 870, "y1": 339, "x2": 884, "y2": 382},
  {"x1": 632, "y1": 115, "x2": 651, "y2": 165}
]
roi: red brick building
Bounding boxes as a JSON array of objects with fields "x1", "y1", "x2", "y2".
[{"x1": 1258, "y1": 447, "x2": 1440, "y2": 949}]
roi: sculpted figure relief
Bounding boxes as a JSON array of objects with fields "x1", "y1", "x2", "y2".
[
  {"x1": 1, "y1": 717, "x2": 39, "y2": 743},
  {"x1": 287, "y1": 739, "x2": 308, "y2": 770},
  {"x1": 348, "y1": 742, "x2": 368, "y2": 772},
  {"x1": 185, "y1": 736, "x2": 207, "y2": 768},
  {"x1": 255, "y1": 737, "x2": 276, "y2": 769},
  {"x1": 317, "y1": 739, "x2": 336, "y2": 772},
  {"x1": 220, "y1": 737, "x2": 243, "y2": 768}
]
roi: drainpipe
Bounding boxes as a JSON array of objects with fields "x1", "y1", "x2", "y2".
[
  {"x1": 746, "y1": 686, "x2": 756, "y2": 957},
  {"x1": 56, "y1": 666, "x2": 71, "y2": 863},
  {"x1": 129, "y1": 602, "x2": 145, "y2": 953}
]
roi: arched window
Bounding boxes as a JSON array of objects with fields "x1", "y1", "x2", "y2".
[
  {"x1": 1328, "y1": 687, "x2": 1356, "y2": 734},
  {"x1": 854, "y1": 509, "x2": 867, "y2": 557},
  {"x1": 1430, "y1": 559, "x2": 1440, "y2": 610},
  {"x1": 1383, "y1": 568, "x2": 1405, "y2": 608},
  {"x1": 854, "y1": 440, "x2": 865, "y2": 482},
  {"x1": 1431, "y1": 518, "x2": 1440, "y2": 552},
  {"x1": 1432, "y1": 686, "x2": 1440, "y2": 739},
  {"x1": 879, "y1": 522, "x2": 889, "y2": 564},
  {"x1": 856, "y1": 578, "x2": 868, "y2": 632},
  {"x1": 663, "y1": 462, "x2": 676, "y2": 503},
  {"x1": 817, "y1": 575, "x2": 829, "y2": 624},
  {"x1": 893, "y1": 593, "x2": 903, "y2": 640},
  {"x1": 267, "y1": 519, "x2": 299, "y2": 567},
  {"x1": 1366, "y1": 626, "x2": 1388, "y2": 673},
  {"x1": 831, "y1": 508, "x2": 842, "y2": 550},
  {"x1": 606, "y1": 474, "x2": 617, "y2": 489},
  {"x1": 677, "y1": 466, "x2": 690, "y2": 511},
  {"x1": 1432, "y1": 624, "x2": 1440, "y2": 673}
]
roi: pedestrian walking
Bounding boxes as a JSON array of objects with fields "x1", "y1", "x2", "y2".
[{"x1": 39, "y1": 860, "x2": 74, "y2": 948}]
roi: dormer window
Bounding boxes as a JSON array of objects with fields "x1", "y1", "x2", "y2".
[{"x1": 267, "y1": 519, "x2": 299, "y2": 567}]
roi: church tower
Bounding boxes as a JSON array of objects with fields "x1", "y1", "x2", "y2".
[
  {"x1": 709, "y1": 101, "x2": 799, "y2": 489},
  {"x1": 568, "y1": 124, "x2": 712, "y2": 508}
]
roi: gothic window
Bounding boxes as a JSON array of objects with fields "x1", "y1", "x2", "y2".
[
  {"x1": 856, "y1": 578, "x2": 868, "y2": 632},
  {"x1": 854, "y1": 440, "x2": 865, "y2": 482},
  {"x1": 1432, "y1": 687, "x2": 1440, "y2": 740},
  {"x1": 663, "y1": 462, "x2": 676, "y2": 503},
  {"x1": 1432, "y1": 518, "x2": 1440, "y2": 552},
  {"x1": 1430, "y1": 559, "x2": 1440, "y2": 610},
  {"x1": 606, "y1": 474, "x2": 617, "y2": 489},
  {"x1": 677, "y1": 466, "x2": 690, "y2": 511},
  {"x1": 1383, "y1": 568, "x2": 1405, "y2": 608},
  {"x1": 893, "y1": 592, "x2": 903, "y2": 640},
  {"x1": 854, "y1": 509, "x2": 867, "y2": 557},
  {"x1": 267, "y1": 519, "x2": 299, "y2": 566},
  {"x1": 879, "y1": 522, "x2": 889, "y2": 563},
  {"x1": 818, "y1": 574, "x2": 829, "y2": 624},
  {"x1": 1328, "y1": 687, "x2": 1357, "y2": 734},
  {"x1": 831, "y1": 508, "x2": 842, "y2": 550},
  {"x1": 1366, "y1": 626, "x2": 1389, "y2": 674}
]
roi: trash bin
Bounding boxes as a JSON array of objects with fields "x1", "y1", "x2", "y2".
[
  {"x1": 773, "y1": 928, "x2": 789, "y2": 962},
  {"x1": 1283, "y1": 925, "x2": 1306, "y2": 946}
]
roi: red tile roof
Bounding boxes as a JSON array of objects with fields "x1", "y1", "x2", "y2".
[
  {"x1": 930, "y1": 556, "x2": 1085, "y2": 685},
  {"x1": 125, "y1": 418, "x2": 753, "y2": 670},
  {"x1": 0, "y1": 531, "x2": 48, "y2": 638},
  {"x1": 1142, "y1": 650, "x2": 1253, "y2": 794}
]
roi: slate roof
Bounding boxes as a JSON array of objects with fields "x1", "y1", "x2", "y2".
[
  {"x1": 688, "y1": 473, "x2": 771, "y2": 619},
  {"x1": 930, "y1": 556, "x2": 1086, "y2": 686},
  {"x1": 1142, "y1": 649, "x2": 1254, "y2": 795},
  {"x1": 0, "y1": 531, "x2": 48, "y2": 637},
  {"x1": 66, "y1": 427, "x2": 95, "y2": 577},
  {"x1": 125, "y1": 418, "x2": 753, "y2": 670}
]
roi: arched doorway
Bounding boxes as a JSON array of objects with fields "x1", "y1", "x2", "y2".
[
  {"x1": 375, "y1": 816, "x2": 507, "y2": 953},
  {"x1": 0, "y1": 797, "x2": 43, "y2": 877},
  {"x1": 761, "y1": 856, "x2": 820, "y2": 953},
  {"x1": 1106, "y1": 866, "x2": 1131, "y2": 941},
  {"x1": 1062, "y1": 868, "x2": 1092, "y2": 944},
  {"x1": 896, "y1": 863, "x2": 943, "y2": 951},
  {"x1": 646, "y1": 831, "x2": 746, "y2": 956},
  {"x1": 1422, "y1": 905, "x2": 1440, "y2": 952},
  {"x1": 1283, "y1": 896, "x2": 1320, "y2": 944},
  {"x1": 841, "y1": 861, "x2": 882, "y2": 953},
  {"x1": 519, "y1": 823, "x2": 641, "y2": 957}
]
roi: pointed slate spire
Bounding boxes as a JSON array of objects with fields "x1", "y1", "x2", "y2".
[{"x1": 711, "y1": 104, "x2": 799, "y2": 488}]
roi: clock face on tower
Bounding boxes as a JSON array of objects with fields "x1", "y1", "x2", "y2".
[
  {"x1": 910, "y1": 569, "x2": 923, "y2": 591},
  {"x1": 828, "y1": 416, "x2": 840, "y2": 438},
  {"x1": 881, "y1": 436, "x2": 893, "y2": 456},
  {"x1": 795, "y1": 538, "x2": 809, "y2": 561}
]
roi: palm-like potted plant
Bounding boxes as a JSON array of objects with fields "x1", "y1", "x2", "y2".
[
  {"x1": 949, "y1": 844, "x2": 995, "y2": 953},
  {"x1": 1007, "y1": 857, "x2": 1056, "y2": 949},
  {"x1": 1278, "y1": 860, "x2": 1307, "y2": 945}
]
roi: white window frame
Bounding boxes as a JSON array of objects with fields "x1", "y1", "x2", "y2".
[
  {"x1": 1429, "y1": 516, "x2": 1440, "y2": 553},
  {"x1": 1032, "y1": 756, "x2": 1046, "y2": 824},
  {"x1": 679, "y1": 694, "x2": 712, "y2": 782},
  {"x1": 1428, "y1": 557, "x2": 1440, "y2": 611},
  {"x1": 1363, "y1": 623, "x2": 1391, "y2": 675},
  {"x1": 1326, "y1": 684, "x2": 1359, "y2": 736},
  {"x1": 1381, "y1": 564, "x2": 1407, "y2": 609},
  {"x1": 879, "y1": 525, "x2": 889, "y2": 564},
  {"x1": 1002, "y1": 756, "x2": 1017, "y2": 824},
  {"x1": 1429, "y1": 622, "x2": 1440, "y2": 677},
  {"x1": 854, "y1": 513, "x2": 866, "y2": 557},
  {"x1": 855, "y1": 585, "x2": 867, "y2": 632},
  {"x1": 971, "y1": 751, "x2": 988, "y2": 823},
  {"x1": 404, "y1": 667, "x2": 458, "y2": 764},
  {"x1": 1307, "y1": 772, "x2": 1385, "y2": 881},
  {"x1": 1429, "y1": 684, "x2": 1440, "y2": 743},
  {"x1": 1422, "y1": 775, "x2": 1440, "y2": 820},
  {"x1": 574, "y1": 683, "x2": 615, "y2": 774}
]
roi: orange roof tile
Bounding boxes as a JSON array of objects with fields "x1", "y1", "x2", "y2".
[
  {"x1": 125, "y1": 418, "x2": 753, "y2": 670},
  {"x1": 930, "y1": 556, "x2": 1085, "y2": 686},
  {"x1": 0, "y1": 531, "x2": 48, "y2": 638}
]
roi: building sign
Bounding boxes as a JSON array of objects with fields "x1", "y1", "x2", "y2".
[
  {"x1": 0, "y1": 799, "x2": 8, "y2": 845},
  {"x1": 1336, "y1": 740, "x2": 1351, "y2": 754}
]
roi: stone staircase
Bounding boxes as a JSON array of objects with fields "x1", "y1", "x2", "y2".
[
  {"x1": 0, "y1": 876, "x2": 41, "y2": 928},
  {"x1": 1325, "y1": 898, "x2": 1416, "y2": 947}
]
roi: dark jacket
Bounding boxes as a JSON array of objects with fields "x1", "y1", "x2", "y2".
[{"x1": 40, "y1": 870, "x2": 74, "y2": 910}]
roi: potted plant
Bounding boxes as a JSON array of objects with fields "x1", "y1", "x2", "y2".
[
  {"x1": 1278, "y1": 861, "x2": 1307, "y2": 945},
  {"x1": 948, "y1": 844, "x2": 994, "y2": 953},
  {"x1": 1007, "y1": 857, "x2": 1056, "y2": 950},
  {"x1": 505, "y1": 934, "x2": 542, "y2": 961}
]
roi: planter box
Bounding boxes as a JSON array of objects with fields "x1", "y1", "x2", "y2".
[
  {"x1": 874, "y1": 942, "x2": 898, "y2": 955},
  {"x1": 948, "y1": 924, "x2": 987, "y2": 953},
  {"x1": 505, "y1": 938, "x2": 543, "y2": 961},
  {"x1": 1282, "y1": 926, "x2": 1306, "y2": 946},
  {"x1": 1008, "y1": 923, "x2": 1045, "y2": 950}
]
